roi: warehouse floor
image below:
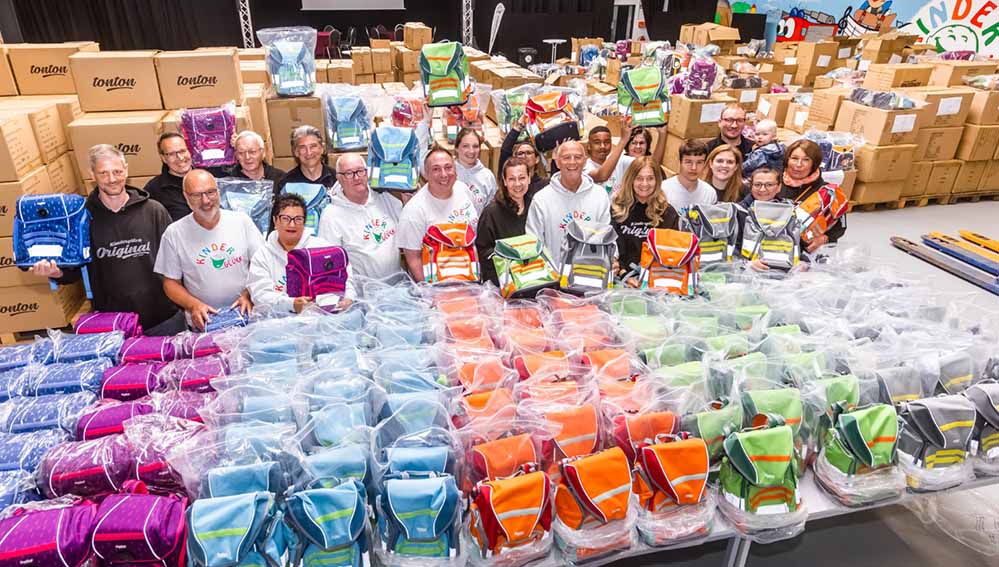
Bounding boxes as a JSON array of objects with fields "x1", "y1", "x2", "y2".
[{"x1": 622, "y1": 202, "x2": 999, "y2": 567}]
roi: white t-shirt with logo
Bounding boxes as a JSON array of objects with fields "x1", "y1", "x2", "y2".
[
  {"x1": 585, "y1": 155, "x2": 635, "y2": 194},
  {"x1": 154, "y1": 210, "x2": 265, "y2": 310},
  {"x1": 663, "y1": 176, "x2": 718, "y2": 216},
  {"x1": 395, "y1": 182, "x2": 480, "y2": 251},
  {"x1": 319, "y1": 190, "x2": 404, "y2": 279}
]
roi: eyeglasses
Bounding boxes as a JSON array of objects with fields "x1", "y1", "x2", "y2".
[
  {"x1": 185, "y1": 188, "x2": 219, "y2": 200},
  {"x1": 277, "y1": 214, "x2": 306, "y2": 225},
  {"x1": 161, "y1": 149, "x2": 189, "y2": 159},
  {"x1": 514, "y1": 150, "x2": 535, "y2": 157},
  {"x1": 337, "y1": 169, "x2": 366, "y2": 179},
  {"x1": 752, "y1": 182, "x2": 780, "y2": 190},
  {"x1": 721, "y1": 117, "x2": 746, "y2": 124}
]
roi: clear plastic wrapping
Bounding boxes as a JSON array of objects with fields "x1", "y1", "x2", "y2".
[
  {"x1": 49, "y1": 330, "x2": 123, "y2": 364},
  {"x1": 552, "y1": 497, "x2": 638, "y2": 565},
  {"x1": 257, "y1": 26, "x2": 317, "y2": 97},
  {"x1": 635, "y1": 492, "x2": 716, "y2": 547},
  {"x1": 218, "y1": 178, "x2": 274, "y2": 234},
  {"x1": 716, "y1": 488, "x2": 807, "y2": 544},
  {"x1": 180, "y1": 102, "x2": 238, "y2": 168}
]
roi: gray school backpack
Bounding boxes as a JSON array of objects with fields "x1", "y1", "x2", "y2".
[
  {"x1": 681, "y1": 203, "x2": 741, "y2": 266},
  {"x1": 740, "y1": 201, "x2": 801, "y2": 270},
  {"x1": 558, "y1": 220, "x2": 618, "y2": 294}
]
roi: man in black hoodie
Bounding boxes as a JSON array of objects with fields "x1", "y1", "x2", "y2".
[
  {"x1": 143, "y1": 132, "x2": 193, "y2": 222},
  {"x1": 31, "y1": 144, "x2": 184, "y2": 336}
]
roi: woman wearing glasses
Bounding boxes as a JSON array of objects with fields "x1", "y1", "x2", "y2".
[{"x1": 247, "y1": 193, "x2": 354, "y2": 313}]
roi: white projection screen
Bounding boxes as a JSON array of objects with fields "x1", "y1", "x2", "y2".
[{"x1": 302, "y1": 0, "x2": 405, "y2": 9}]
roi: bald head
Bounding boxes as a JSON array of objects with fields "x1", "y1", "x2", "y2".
[
  {"x1": 183, "y1": 169, "x2": 221, "y2": 223},
  {"x1": 335, "y1": 153, "x2": 371, "y2": 204},
  {"x1": 555, "y1": 140, "x2": 586, "y2": 159},
  {"x1": 335, "y1": 153, "x2": 366, "y2": 173},
  {"x1": 183, "y1": 169, "x2": 217, "y2": 191}
]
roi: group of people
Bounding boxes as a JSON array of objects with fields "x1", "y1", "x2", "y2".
[{"x1": 29, "y1": 101, "x2": 845, "y2": 336}]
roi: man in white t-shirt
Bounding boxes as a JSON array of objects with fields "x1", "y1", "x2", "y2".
[
  {"x1": 319, "y1": 153, "x2": 404, "y2": 279},
  {"x1": 396, "y1": 148, "x2": 479, "y2": 281},
  {"x1": 663, "y1": 139, "x2": 717, "y2": 215},
  {"x1": 154, "y1": 169, "x2": 264, "y2": 331},
  {"x1": 526, "y1": 140, "x2": 611, "y2": 256},
  {"x1": 587, "y1": 121, "x2": 668, "y2": 194}
]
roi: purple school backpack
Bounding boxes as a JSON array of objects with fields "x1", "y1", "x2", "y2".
[
  {"x1": 101, "y1": 362, "x2": 167, "y2": 401},
  {"x1": 119, "y1": 336, "x2": 182, "y2": 364},
  {"x1": 0, "y1": 501, "x2": 97, "y2": 567},
  {"x1": 286, "y1": 246, "x2": 349, "y2": 309},
  {"x1": 74, "y1": 312, "x2": 142, "y2": 338},
  {"x1": 181, "y1": 333, "x2": 222, "y2": 359},
  {"x1": 159, "y1": 354, "x2": 229, "y2": 393},
  {"x1": 91, "y1": 490, "x2": 188, "y2": 566},
  {"x1": 180, "y1": 105, "x2": 236, "y2": 169},
  {"x1": 124, "y1": 414, "x2": 204, "y2": 495},
  {"x1": 75, "y1": 399, "x2": 155, "y2": 441},
  {"x1": 38, "y1": 434, "x2": 134, "y2": 499}
]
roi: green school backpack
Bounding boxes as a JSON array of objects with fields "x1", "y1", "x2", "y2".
[
  {"x1": 419, "y1": 41, "x2": 472, "y2": 108},
  {"x1": 681, "y1": 399, "x2": 744, "y2": 463},
  {"x1": 617, "y1": 65, "x2": 669, "y2": 127},
  {"x1": 719, "y1": 422, "x2": 802, "y2": 515},
  {"x1": 816, "y1": 403, "x2": 903, "y2": 506},
  {"x1": 491, "y1": 234, "x2": 559, "y2": 299}
]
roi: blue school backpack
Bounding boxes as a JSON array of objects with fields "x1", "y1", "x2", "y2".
[
  {"x1": 368, "y1": 126, "x2": 420, "y2": 193},
  {"x1": 326, "y1": 95, "x2": 371, "y2": 151},
  {"x1": 218, "y1": 178, "x2": 273, "y2": 234},
  {"x1": 13, "y1": 194, "x2": 92, "y2": 298},
  {"x1": 258, "y1": 27, "x2": 317, "y2": 97},
  {"x1": 281, "y1": 183, "x2": 330, "y2": 237}
]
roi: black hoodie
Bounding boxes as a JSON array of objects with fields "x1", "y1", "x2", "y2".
[
  {"x1": 474, "y1": 188, "x2": 539, "y2": 286},
  {"x1": 57, "y1": 187, "x2": 180, "y2": 330},
  {"x1": 143, "y1": 165, "x2": 192, "y2": 222}
]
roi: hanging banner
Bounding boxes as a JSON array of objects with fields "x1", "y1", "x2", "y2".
[{"x1": 302, "y1": 0, "x2": 405, "y2": 9}]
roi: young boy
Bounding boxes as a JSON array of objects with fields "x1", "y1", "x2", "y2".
[
  {"x1": 741, "y1": 119, "x2": 785, "y2": 178},
  {"x1": 663, "y1": 139, "x2": 717, "y2": 215}
]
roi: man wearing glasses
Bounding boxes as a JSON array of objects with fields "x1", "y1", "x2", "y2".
[
  {"x1": 224, "y1": 131, "x2": 286, "y2": 183},
  {"x1": 155, "y1": 170, "x2": 264, "y2": 331},
  {"x1": 144, "y1": 132, "x2": 194, "y2": 222},
  {"x1": 707, "y1": 104, "x2": 754, "y2": 159},
  {"x1": 31, "y1": 145, "x2": 185, "y2": 336},
  {"x1": 319, "y1": 153, "x2": 404, "y2": 279}
]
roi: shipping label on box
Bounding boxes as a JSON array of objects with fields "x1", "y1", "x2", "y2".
[
  {"x1": 155, "y1": 49, "x2": 244, "y2": 110},
  {"x1": 667, "y1": 94, "x2": 734, "y2": 139},
  {"x1": 6, "y1": 42, "x2": 100, "y2": 95},
  {"x1": 68, "y1": 111, "x2": 166, "y2": 179},
  {"x1": 0, "y1": 167, "x2": 54, "y2": 237},
  {"x1": 834, "y1": 101, "x2": 920, "y2": 145},
  {"x1": 266, "y1": 97, "x2": 323, "y2": 157},
  {"x1": 70, "y1": 51, "x2": 163, "y2": 112}
]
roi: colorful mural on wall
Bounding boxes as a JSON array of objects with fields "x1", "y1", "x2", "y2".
[{"x1": 718, "y1": 0, "x2": 999, "y2": 58}]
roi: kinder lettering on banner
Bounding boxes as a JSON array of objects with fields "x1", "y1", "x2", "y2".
[
  {"x1": 177, "y1": 74, "x2": 219, "y2": 89},
  {"x1": 901, "y1": 0, "x2": 999, "y2": 57},
  {"x1": 30, "y1": 65, "x2": 68, "y2": 77}
]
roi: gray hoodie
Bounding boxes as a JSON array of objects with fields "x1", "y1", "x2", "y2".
[
  {"x1": 246, "y1": 231, "x2": 355, "y2": 313},
  {"x1": 455, "y1": 160, "x2": 498, "y2": 213},
  {"x1": 525, "y1": 172, "x2": 611, "y2": 256}
]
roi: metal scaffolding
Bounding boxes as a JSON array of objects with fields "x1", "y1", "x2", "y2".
[
  {"x1": 238, "y1": 0, "x2": 255, "y2": 48},
  {"x1": 462, "y1": 0, "x2": 474, "y2": 46}
]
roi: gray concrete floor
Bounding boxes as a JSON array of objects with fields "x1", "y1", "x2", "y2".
[{"x1": 620, "y1": 202, "x2": 999, "y2": 566}]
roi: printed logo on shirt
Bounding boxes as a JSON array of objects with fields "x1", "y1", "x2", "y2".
[
  {"x1": 363, "y1": 217, "x2": 396, "y2": 244},
  {"x1": 468, "y1": 184, "x2": 488, "y2": 206},
  {"x1": 96, "y1": 238, "x2": 152, "y2": 260},
  {"x1": 618, "y1": 222, "x2": 652, "y2": 239},
  {"x1": 559, "y1": 210, "x2": 593, "y2": 231},
  {"x1": 274, "y1": 275, "x2": 286, "y2": 293},
  {"x1": 448, "y1": 202, "x2": 474, "y2": 224},
  {"x1": 194, "y1": 242, "x2": 243, "y2": 270}
]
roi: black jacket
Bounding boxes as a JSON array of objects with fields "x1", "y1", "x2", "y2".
[
  {"x1": 275, "y1": 164, "x2": 337, "y2": 196},
  {"x1": 780, "y1": 175, "x2": 847, "y2": 243},
  {"x1": 475, "y1": 190, "x2": 539, "y2": 286},
  {"x1": 143, "y1": 165, "x2": 192, "y2": 222},
  {"x1": 707, "y1": 135, "x2": 755, "y2": 161},
  {"x1": 57, "y1": 187, "x2": 179, "y2": 329},
  {"x1": 498, "y1": 127, "x2": 549, "y2": 193},
  {"x1": 223, "y1": 162, "x2": 287, "y2": 184},
  {"x1": 613, "y1": 202, "x2": 680, "y2": 276}
]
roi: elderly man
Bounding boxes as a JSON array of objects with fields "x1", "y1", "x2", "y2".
[
  {"x1": 154, "y1": 169, "x2": 264, "y2": 331},
  {"x1": 144, "y1": 132, "x2": 194, "y2": 222},
  {"x1": 224, "y1": 130, "x2": 286, "y2": 183},
  {"x1": 706, "y1": 103, "x2": 753, "y2": 158},
  {"x1": 275, "y1": 125, "x2": 335, "y2": 195},
  {"x1": 396, "y1": 147, "x2": 479, "y2": 281},
  {"x1": 526, "y1": 140, "x2": 611, "y2": 255},
  {"x1": 31, "y1": 145, "x2": 183, "y2": 335},
  {"x1": 318, "y1": 153, "x2": 404, "y2": 279}
]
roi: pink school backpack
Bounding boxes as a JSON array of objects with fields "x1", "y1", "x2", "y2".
[{"x1": 285, "y1": 246, "x2": 349, "y2": 310}]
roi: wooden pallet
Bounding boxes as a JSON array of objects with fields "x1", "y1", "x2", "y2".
[
  {"x1": 848, "y1": 200, "x2": 904, "y2": 212},
  {"x1": 946, "y1": 192, "x2": 999, "y2": 205},
  {"x1": 896, "y1": 194, "x2": 951, "y2": 209}
]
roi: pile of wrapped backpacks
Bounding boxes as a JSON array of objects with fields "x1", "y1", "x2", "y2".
[{"x1": 0, "y1": 249, "x2": 997, "y2": 566}]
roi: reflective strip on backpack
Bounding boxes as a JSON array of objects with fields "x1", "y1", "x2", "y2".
[
  {"x1": 633, "y1": 109, "x2": 663, "y2": 122},
  {"x1": 28, "y1": 244, "x2": 65, "y2": 257}
]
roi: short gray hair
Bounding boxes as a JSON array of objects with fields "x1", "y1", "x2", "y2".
[
  {"x1": 88, "y1": 144, "x2": 126, "y2": 172},
  {"x1": 233, "y1": 130, "x2": 265, "y2": 149},
  {"x1": 290, "y1": 125, "x2": 323, "y2": 152}
]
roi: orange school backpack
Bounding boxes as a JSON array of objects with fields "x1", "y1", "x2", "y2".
[
  {"x1": 469, "y1": 470, "x2": 553, "y2": 559},
  {"x1": 638, "y1": 229, "x2": 700, "y2": 296},
  {"x1": 422, "y1": 223, "x2": 480, "y2": 284},
  {"x1": 794, "y1": 183, "x2": 848, "y2": 245},
  {"x1": 524, "y1": 91, "x2": 581, "y2": 153}
]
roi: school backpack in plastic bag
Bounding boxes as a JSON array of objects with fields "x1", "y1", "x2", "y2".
[
  {"x1": 525, "y1": 91, "x2": 581, "y2": 153},
  {"x1": 558, "y1": 220, "x2": 617, "y2": 295},
  {"x1": 375, "y1": 473, "x2": 462, "y2": 559},
  {"x1": 681, "y1": 203, "x2": 740, "y2": 266},
  {"x1": 638, "y1": 228, "x2": 700, "y2": 296},
  {"x1": 794, "y1": 184, "x2": 848, "y2": 246},
  {"x1": 91, "y1": 490, "x2": 188, "y2": 566},
  {"x1": 492, "y1": 85, "x2": 535, "y2": 134},
  {"x1": 13, "y1": 193, "x2": 92, "y2": 298},
  {"x1": 286, "y1": 480, "x2": 369, "y2": 566},
  {"x1": 419, "y1": 41, "x2": 472, "y2": 107},
  {"x1": 281, "y1": 183, "x2": 330, "y2": 237},
  {"x1": 0, "y1": 501, "x2": 97, "y2": 567},
  {"x1": 181, "y1": 105, "x2": 237, "y2": 168},
  {"x1": 218, "y1": 178, "x2": 274, "y2": 234},
  {"x1": 422, "y1": 223, "x2": 479, "y2": 284},
  {"x1": 468, "y1": 470, "x2": 553, "y2": 561},
  {"x1": 368, "y1": 126, "x2": 420, "y2": 192},
  {"x1": 286, "y1": 246, "x2": 349, "y2": 310},
  {"x1": 741, "y1": 200, "x2": 801, "y2": 270},
  {"x1": 325, "y1": 94, "x2": 371, "y2": 151},
  {"x1": 618, "y1": 66, "x2": 669, "y2": 127},
  {"x1": 443, "y1": 94, "x2": 484, "y2": 142},
  {"x1": 74, "y1": 312, "x2": 141, "y2": 338},
  {"x1": 896, "y1": 395, "x2": 977, "y2": 492},
  {"x1": 632, "y1": 437, "x2": 714, "y2": 546},
  {"x1": 258, "y1": 26, "x2": 317, "y2": 97},
  {"x1": 492, "y1": 234, "x2": 559, "y2": 299}
]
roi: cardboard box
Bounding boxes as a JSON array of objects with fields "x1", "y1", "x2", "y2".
[
  {"x1": 155, "y1": 49, "x2": 243, "y2": 110},
  {"x1": 0, "y1": 167, "x2": 54, "y2": 236},
  {"x1": 854, "y1": 144, "x2": 917, "y2": 183},
  {"x1": 794, "y1": 41, "x2": 839, "y2": 76},
  {"x1": 667, "y1": 94, "x2": 734, "y2": 139},
  {"x1": 0, "y1": 95, "x2": 82, "y2": 151},
  {"x1": 0, "y1": 113, "x2": 43, "y2": 182},
  {"x1": 834, "y1": 101, "x2": 920, "y2": 146},
  {"x1": 354, "y1": 74, "x2": 375, "y2": 85},
  {"x1": 662, "y1": 133, "x2": 685, "y2": 173},
  {"x1": 929, "y1": 61, "x2": 997, "y2": 87},
  {"x1": 862, "y1": 64, "x2": 933, "y2": 91},
  {"x1": 243, "y1": 83, "x2": 269, "y2": 139},
  {"x1": 266, "y1": 96, "x2": 323, "y2": 157},
  {"x1": 0, "y1": 103, "x2": 67, "y2": 164},
  {"x1": 966, "y1": 89, "x2": 999, "y2": 125},
  {"x1": 570, "y1": 38, "x2": 603, "y2": 64},
  {"x1": 689, "y1": 23, "x2": 740, "y2": 52},
  {"x1": 69, "y1": 51, "x2": 162, "y2": 112},
  {"x1": 371, "y1": 48, "x2": 392, "y2": 74},
  {"x1": 902, "y1": 161, "x2": 933, "y2": 198},
  {"x1": 272, "y1": 156, "x2": 297, "y2": 172},
  {"x1": 392, "y1": 45, "x2": 419, "y2": 73},
  {"x1": 834, "y1": 37, "x2": 861, "y2": 59},
  {"x1": 956, "y1": 124, "x2": 999, "y2": 161},
  {"x1": 6, "y1": 42, "x2": 100, "y2": 95},
  {"x1": 979, "y1": 160, "x2": 999, "y2": 191},
  {"x1": 314, "y1": 60, "x2": 330, "y2": 83},
  {"x1": 900, "y1": 87, "x2": 974, "y2": 128},
  {"x1": 68, "y1": 111, "x2": 166, "y2": 179},
  {"x1": 0, "y1": 237, "x2": 47, "y2": 288},
  {"x1": 0, "y1": 282, "x2": 85, "y2": 334},
  {"x1": 374, "y1": 72, "x2": 393, "y2": 83},
  {"x1": 717, "y1": 88, "x2": 765, "y2": 112},
  {"x1": 807, "y1": 87, "x2": 852, "y2": 126},
  {"x1": 953, "y1": 160, "x2": 989, "y2": 193},
  {"x1": 0, "y1": 47, "x2": 18, "y2": 96},
  {"x1": 852, "y1": 180, "x2": 904, "y2": 204},
  {"x1": 327, "y1": 60, "x2": 355, "y2": 85},
  {"x1": 403, "y1": 23, "x2": 433, "y2": 50},
  {"x1": 927, "y1": 159, "x2": 962, "y2": 195},
  {"x1": 351, "y1": 48, "x2": 373, "y2": 76},
  {"x1": 401, "y1": 72, "x2": 421, "y2": 88},
  {"x1": 912, "y1": 126, "x2": 963, "y2": 161},
  {"x1": 125, "y1": 176, "x2": 154, "y2": 190},
  {"x1": 757, "y1": 93, "x2": 794, "y2": 125},
  {"x1": 784, "y1": 102, "x2": 811, "y2": 134},
  {"x1": 240, "y1": 60, "x2": 271, "y2": 86},
  {"x1": 838, "y1": 169, "x2": 857, "y2": 200},
  {"x1": 238, "y1": 48, "x2": 266, "y2": 61},
  {"x1": 45, "y1": 152, "x2": 79, "y2": 195}
]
